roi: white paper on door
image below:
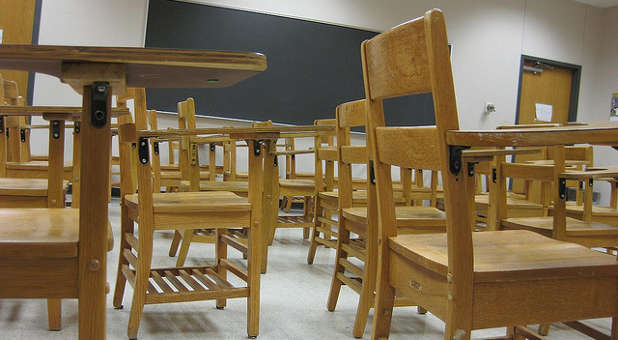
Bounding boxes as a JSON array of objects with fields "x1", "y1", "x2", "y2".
[{"x1": 535, "y1": 103, "x2": 553, "y2": 122}]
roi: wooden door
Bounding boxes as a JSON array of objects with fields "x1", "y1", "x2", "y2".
[
  {"x1": 518, "y1": 61, "x2": 573, "y2": 124},
  {"x1": 513, "y1": 60, "x2": 574, "y2": 194},
  {"x1": 0, "y1": 0, "x2": 36, "y2": 97}
]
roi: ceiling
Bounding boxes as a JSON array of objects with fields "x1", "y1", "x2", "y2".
[{"x1": 574, "y1": 0, "x2": 618, "y2": 7}]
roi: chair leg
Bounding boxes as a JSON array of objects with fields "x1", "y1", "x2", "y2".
[
  {"x1": 307, "y1": 198, "x2": 324, "y2": 264},
  {"x1": 47, "y1": 299, "x2": 61, "y2": 331},
  {"x1": 113, "y1": 208, "x2": 133, "y2": 309},
  {"x1": 216, "y1": 229, "x2": 228, "y2": 309},
  {"x1": 327, "y1": 221, "x2": 349, "y2": 311},
  {"x1": 285, "y1": 196, "x2": 292, "y2": 212},
  {"x1": 352, "y1": 274, "x2": 372, "y2": 338},
  {"x1": 612, "y1": 317, "x2": 617, "y2": 340},
  {"x1": 168, "y1": 230, "x2": 182, "y2": 257},
  {"x1": 175, "y1": 230, "x2": 194, "y2": 267},
  {"x1": 246, "y1": 219, "x2": 261, "y2": 338},
  {"x1": 537, "y1": 324, "x2": 550, "y2": 336},
  {"x1": 127, "y1": 297, "x2": 145, "y2": 340},
  {"x1": 370, "y1": 266, "x2": 396, "y2": 340}
]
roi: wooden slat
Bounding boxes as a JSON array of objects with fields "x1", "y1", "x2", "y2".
[
  {"x1": 220, "y1": 233, "x2": 248, "y2": 255},
  {"x1": 178, "y1": 270, "x2": 205, "y2": 291},
  {"x1": 191, "y1": 269, "x2": 218, "y2": 290},
  {"x1": 502, "y1": 163, "x2": 554, "y2": 182},
  {"x1": 336, "y1": 272, "x2": 362, "y2": 294},
  {"x1": 122, "y1": 249, "x2": 137, "y2": 269},
  {"x1": 341, "y1": 242, "x2": 366, "y2": 261},
  {"x1": 124, "y1": 232, "x2": 139, "y2": 252},
  {"x1": 337, "y1": 99, "x2": 365, "y2": 128},
  {"x1": 150, "y1": 271, "x2": 173, "y2": 294},
  {"x1": 364, "y1": 17, "x2": 430, "y2": 99},
  {"x1": 220, "y1": 259, "x2": 249, "y2": 282},
  {"x1": 163, "y1": 270, "x2": 189, "y2": 292},
  {"x1": 375, "y1": 126, "x2": 441, "y2": 170},
  {"x1": 317, "y1": 147, "x2": 337, "y2": 161},
  {"x1": 121, "y1": 264, "x2": 136, "y2": 289},
  {"x1": 340, "y1": 145, "x2": 367, "y2": 164},
  {"x1": 339, "y1": 257, "x2": 364, "y2": 277},
  {"x1": 205, "y1": 268, "x2": 234, "y2": 289}
]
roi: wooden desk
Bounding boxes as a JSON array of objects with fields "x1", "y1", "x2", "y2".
[
  {"x1": 139, "y1": 125, "x2": 335, "y2": 274},
  {"x1": 0, "y1": 44, "x2": 266, "y2": 340},
  {"x1": 446, "y1": 122, "x2": 618, "y2": 239}
]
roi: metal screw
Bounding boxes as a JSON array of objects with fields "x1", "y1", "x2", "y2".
[
  {"x1": 141, "y1": 158, "x2": 148, "y2": 163},
  {"x1": 94, "y1": 110, "x2": 105, "y2": 121},
  {"x1": 140, "y1": 140, "x2": 147, "y2": 147},
  {"x1": 96, "y1": 85, "x2": 107, "y2": 93},
  {"x1": 88, "y1": 259, "x2": 101, "y2": 271},
  {"x1": 53, "y1": 133, "x2": 59, "y2": 138},
  {"x1": 52, "y1": 121, "x2": 59, "y2": 126}
]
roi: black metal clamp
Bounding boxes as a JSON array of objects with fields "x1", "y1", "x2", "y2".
[
  {"x1": 91, "y1": 82, "x2": 109, "y2": 128},
  {"x1": 51, "y1": 120, "x2": 61, "y2": 139},
  {"x1": 20, "y1": 128, "x2": 26, "y2": 142},
  {"x1": 558, "y1": 178, "x2": 567, "y2": 200},
  {"x1": 74, "y1": 121, "x2": 80, "y2": 134},
  {"x1": 492, "y1": 168, "x2": 497, "y2": 183},
  {"x1": 210, "y1": 143, "x2": 216, "y2": 152},
  {"x1": 138, "y1": 137, "x2": 149, "y2": 164},
  {"x1": 448, "y1": 145, "x2": 471, "y2": 177},
  {"x1": 253, "y1": 140, "x2": 263, "y2": 156},
  {"x1": 153, "y1": 141, "x2": 160, "y2": 155},
  {"x1": 369, "y1": 160, "x2": 376, "y2": 185}
]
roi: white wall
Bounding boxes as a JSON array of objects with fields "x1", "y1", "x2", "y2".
[{"x1": 30, "y1": 0, "x2": 617, "y2": 201}]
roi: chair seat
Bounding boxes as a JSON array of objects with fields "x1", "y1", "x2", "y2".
[
  {"x1": 320, "y1": 190, "x2": 368, "y2": 201},
  {"x1": 564, "y1": 202, "x2": 618, "y2": 216},
  {"x1": 0, "y1": 178, "x2": 69, "y2": 196},
  {"x1": 279, "y1": 179, "x2": 316, "y2": 189},
  {"x1": 200, "y1": 181, "x2": 248, "y2": 192},
  {"x1": 160, "y1": 170, "x2": 210, "y2": 180},
  {"x1": 5, "y1": 161, "x2": 72, "y2": 170},
  {"x1": 0, "y1": 208, "x2": 113, "y2": 258},
  {"x1": 502, "y1": 216, "x2": 618, "y2": 238},
  {"x1": 342, "y1": 206, "x2": 446, "y2": 229},
  {"x1": 389, "y1": 230, "x2": 618, "y2": 283},
  {"x1": 125, "y1": 191, "x2": 250, "y2": 213},
  {"x1": 475, "y1": 194, "x2": 544, "y2": 209}
]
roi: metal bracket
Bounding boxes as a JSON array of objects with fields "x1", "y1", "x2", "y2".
[
  {"x1": 467, "y1": 162, "x2": 476, "y2": 177},
  {"x1": 274, "y1": 156, "x2": 278, "y2": 167},
  {"x1": 20, "y1": 128, "x2": 26, "y2": 142},
  {"x1": 579, "y1": 181, "x2": 585, "y2": 190},
  {"x1": 210, "y1": 143, "x2": 216, "y2": 152},
  {"x1": 369, "y1": 160, "x2": 376, "y2": 185},
  {"x1": 138, "y1": 137, "x2": 149, "y2": 164},
  {"x1": 51, "y1": 120, "x2": 61, "y2": 139},
  {"x1": 492, "y1": 168, "x2": 497, "y2": 183},
  {"x1": 0, "y1": 117, "x2": 4, "y2": 131},
  {"x1": 91, "y1": 82, "x2": 109, "y2": 128},
  {"x1": 190, "y1": 144, "x2": 198, "y2": 166},
  {"x1": 558, "y1": 178, "x2": 567, "y2": 200},
  {"x1": 74, "y1": 121, "x2": 80, "y2": 134},
  {"x1": 153, "y1": 141, "x2": 160, "y2": 155},
  {"x1": 588, "y1": 178, "x2": 593, "y2": 187},
  {"x1": 253, "y1": 140, "x2": 263, "y2": 156},
  {"x1": 448, "y1": 145, "x2": 471, "y2": 176},
  {"x1": 5, "y1": 128, "x2": 8, "y2": 137}
]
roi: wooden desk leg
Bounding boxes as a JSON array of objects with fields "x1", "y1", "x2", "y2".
[
  {"x1": 260, "y1": 140, "x2": 276, "y2": 274},
  {"x1": 78, "y1": 82, "x2": 111, "y2": 340},
  {"x1": 246, "y1": 140, "x2": 265, "y2": 274}
]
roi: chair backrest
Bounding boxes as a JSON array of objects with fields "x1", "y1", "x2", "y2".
[
  {"x1": 362, "y1": 9, "x2": 468, "y2": 279},
  {"x1": 336, "y1": 100, "x2": 368, "y2": 209},
  {"x1": 313, "y1": 118, "x2": 337, "y2": 193}
]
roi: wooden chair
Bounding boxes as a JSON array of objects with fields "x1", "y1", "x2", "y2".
[
  {"x1": 112, "y1": 119, "x2": 260, "y2": 339},
  {"x1": 327, "y1": 99, "x2": 446, "y2": 338},
  {"x1": 365, "y1": 9, "x2": 618, "y2": 340},
  {"x1": 0, "y1": 83, "x2": 114, "y2": 337}
]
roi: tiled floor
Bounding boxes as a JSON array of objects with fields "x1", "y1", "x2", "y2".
[{"x1": 0, "y1": 199, "x2": 610, "y2": 339}]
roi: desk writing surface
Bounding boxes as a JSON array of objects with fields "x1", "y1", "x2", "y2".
[{"x1": 0, "y1": 45, "x2": 267, "y2": 89}]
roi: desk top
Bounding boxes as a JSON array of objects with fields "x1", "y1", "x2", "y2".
[
  {"x1": 0, "y1": 105, "x2": 130, "y2": 119},
  {"x1": 0, "y1": 45, "x2": 267, "y2": 90},
  {"x1": 447, "y1": 122, "x2": 618, "y2": 147},
  {"x1": 136, "y1": 125, "x2": 335, "y2": 140}
]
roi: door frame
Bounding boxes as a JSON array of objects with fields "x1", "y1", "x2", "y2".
[{"x1": 515, "y1": 55, "x2": 582, "y2": 123}]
